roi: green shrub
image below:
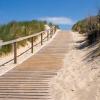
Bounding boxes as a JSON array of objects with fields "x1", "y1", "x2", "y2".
[
  {"x1": 72, "y1": 10, "x2": 100, "y2": 57},
  {"x1": 0, "y1": 20, "x2": 46, "y2": 56},
  {"x1": 0, "y1": 44, "x2": 12, "y2": 56}
]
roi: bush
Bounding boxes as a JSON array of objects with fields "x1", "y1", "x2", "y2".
[{"x1": 0, "y1": 20, "x2": 46, "y2": 56}]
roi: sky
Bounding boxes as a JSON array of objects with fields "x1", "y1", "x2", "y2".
[{"x1": 0, "y1": 0, "x2": 100, "y2": 30}]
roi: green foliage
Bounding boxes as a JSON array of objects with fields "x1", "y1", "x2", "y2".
[
  {"x1": 72, "y1": 20, "x2": 88, "y2": 34},
  {"x1": 0, "y1": 20, "x2": 46, "y2": 56},
  {"x1": 0, "y1": 20, "x2": 45, "y2": 41},
  {"x1": 55, "y1": 25, "x2": 60, "y2": 29},
  {"x1": 72, "y1": 10, "x2": 100, "y2": 57},
  {"x1": 0, "y1": 44, "x2": 12, "y2": 56}
]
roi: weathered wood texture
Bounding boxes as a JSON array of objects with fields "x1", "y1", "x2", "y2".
[
  {"x1": 0, "y1": 27, "x2": 55, "y2": 65},
  {"x1": 0, "y1": 31, "x2": 70, "y2": 100}
]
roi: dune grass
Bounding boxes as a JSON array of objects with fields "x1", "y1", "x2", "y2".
[
  {"x1": 0, "y1": 20, "x2": 46, "y2": 56},
  {"x1": 72, "y1": 10, "x2": 100, "y2": 58}
]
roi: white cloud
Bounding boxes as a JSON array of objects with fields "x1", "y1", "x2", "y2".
[{"x1": 39, "y1": 17, "x2": 74, "y2": 25}]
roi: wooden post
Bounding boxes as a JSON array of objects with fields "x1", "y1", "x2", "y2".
[
  {"x1": 52, "y1": 29, "x2": 54, "y2": 35},
  {"x1": 47, "y1": 31, "x2": 49, "y2": 41},
  {"x1": 53, "y1": 28, "x2": 55, "y2": 34},
  {"x1": 41, "y1": 33, "x2": 43, "y2": 45},
  {"x1": 31, "y1": 37, "x2": 34, "y2": 53},
  {"x1": 13, "y1": 42, "x2": 17, "y2": 64},
  {"x1": 50, "y1": 29, "x2": 52, "y2": 38}
]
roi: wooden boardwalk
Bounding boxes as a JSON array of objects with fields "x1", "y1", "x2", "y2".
[{"x1": 0, "y1": 31, "x2": 70, "y2": 100}]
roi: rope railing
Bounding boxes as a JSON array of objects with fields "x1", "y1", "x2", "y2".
[{"x1": 0, "y1": 26, "x2": 56, "y2": 67}]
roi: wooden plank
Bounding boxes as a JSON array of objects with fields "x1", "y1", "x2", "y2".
[{"x1": 0, "y1": 31, "x2": 72, "y2": 100}]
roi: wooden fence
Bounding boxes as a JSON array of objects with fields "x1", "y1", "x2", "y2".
[{"x1": 0, "y1": 27, "x2": 56, "y2": 67}]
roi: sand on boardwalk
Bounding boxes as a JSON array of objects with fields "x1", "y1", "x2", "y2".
[
  {"x1": 0, "y1": 28, "x2": 60, "y2": 76},
  {"x1": 50, "y1": 31, "x2": 100, "y2": 100}
]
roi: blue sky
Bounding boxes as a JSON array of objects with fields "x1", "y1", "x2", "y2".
[{"x1": 0, "y1": 0, "x2": 100, "y2": 29}]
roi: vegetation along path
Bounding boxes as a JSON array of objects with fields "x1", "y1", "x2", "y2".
[{"x1": 0, "y1": 31, "x2": 72, "y2": 100}]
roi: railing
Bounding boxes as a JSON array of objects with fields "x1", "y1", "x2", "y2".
[{"x1": 0, "y1": 27, "x2": 56, "y2": 67}]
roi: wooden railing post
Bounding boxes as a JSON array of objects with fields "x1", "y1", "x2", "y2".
[
  {"x1": 13, "y1": 42, "x2": 17, "y2": 64},
  {"x1": 0, "y1": 28, "x2": 55, "y2": 66},
  {"x1": 50, "y1": 29, "x2": 53, "y2": 38},
  {"x1": 31, "y1": 37, "x2": 34, "y2": 53},
  {"x1": 47, "y1": 31, "x2": 49, "y2": 41},
  {"x1": 52, "y1": 29, "x2": 54, "y2": 35},
  {"x1": 41, "y1": 33, "x2": 43, "y2": 45},
  {"x1": 53, "y1": 28, "x2": 55, "y2": 35}
]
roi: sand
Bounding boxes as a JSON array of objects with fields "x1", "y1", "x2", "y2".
[
  {"x1": 50, "y1": 31, "x2": 100, "y2": 100},
  {"x1": 0, "y1": 29, "x2": 60, "y2": 76},
  {"x1": 0, "y1": 30, "x2": 100, "y2": 100}
]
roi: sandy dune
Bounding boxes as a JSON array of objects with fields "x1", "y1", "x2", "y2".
[{"x1": 50, "y1": 31, "x2": 100, "y2": 100}]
